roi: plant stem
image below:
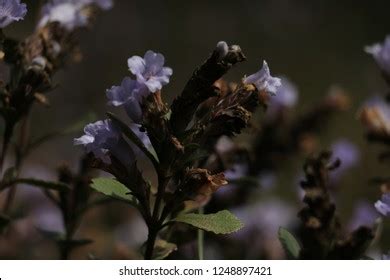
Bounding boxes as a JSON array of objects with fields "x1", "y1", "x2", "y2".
[
  {"x1": 197, "y1": 207, "x2": 204, "y2": 260},
  {"x1": 144, "y1": 227, "x2": 158, "y2": 260},
  {"x1": 2, "y1": 116, "x2": 29, "y2": 213},
  {"x1": 144, "y1": 171, "x2": 169, "y2": 259},
  {"x1": 0, "y1": 122, "x2": 14, "y2": 174}
]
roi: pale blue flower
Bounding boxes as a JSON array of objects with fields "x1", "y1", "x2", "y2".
[
  {"x1": 383, "y1": 254, "x2": 390, "y2": 260},
  {"x1": 375, "y1": 193, "x2": 390, "y2": 217},
  {"x1": 106, "y1": 77, "x2": 148, "y2": 123},
  {"x1": 244, "y1": 60, "x2": 282, "y2": 95},
  {"x1": 39, "y1": 0, "x2": 88, "y2": 30},
  {"x1": 127, "y1": 50, "x2": 173, "y2": 93},
  {"x1": 38, "y1": 0, "x2": 113, "y2": 30},
  {"x1": 0, "y1": 0, "x2": 27, "y2": 28},
  {"x1": 330, "y1": 139, "x2": 360, "y2": 180},
  {"x1": 74, "y1": 119, "x2": 134, "y2": 165},
  {"x1": 272, "y1": 77, "x2": 298, "y2": 108},
  {"x1": 224, "y1": 163, "x2": 248, "y2": 181},
  {"x1": 365, "y1": 35, "x2": 390, "y2": 76}
]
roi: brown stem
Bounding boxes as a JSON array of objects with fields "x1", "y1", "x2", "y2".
[{"x1": 0, "y1": 122, "x2": 14, "y2": 174}]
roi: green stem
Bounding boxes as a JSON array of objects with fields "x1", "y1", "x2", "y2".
[{"x1": 197, "y1": 207, "x2": 204, "y2": 260}]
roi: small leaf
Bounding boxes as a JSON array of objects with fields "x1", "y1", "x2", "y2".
[
  {"x1": 90, "y1": 178, "x2": 138, "y2": 207},
  {"x1": 173, "y1": 210, "x2": 243, "y2": 234},
  {"x1": 153, "y1": 240, "x2": 177, "y2": 260},
  {"x1": 107, "y1": 112, "x2": 159, "y2": 167},
  {"x1": 13, "y1": 178, "x2": 70, "y2": 192},
  {"x1": 278, "y1": 227, "x2": 301, "y2": 259}
]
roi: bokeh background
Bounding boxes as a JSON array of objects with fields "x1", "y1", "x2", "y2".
[{"x1": 2, "y1": 0, "x2": 390, "y2": 259}]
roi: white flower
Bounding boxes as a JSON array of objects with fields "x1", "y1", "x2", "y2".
[{"x1": 365, "y1": 35, "x2": 390, "y2": 76}]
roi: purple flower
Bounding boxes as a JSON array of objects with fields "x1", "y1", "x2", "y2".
[
  {"x1": 365, "y1": 35, "x2": 390, "y2": 76},
  {"x1": 330, "y1": 139, "x2": 360, "y2": 180},
  {"x1": 349, "y1": 201, "x2": 379, "y2": 231},
  {"x1": 271, "y1": 76, "x2": 298, "y2": 108},
  {"x1": 106, "y1": 77, "x2": 149, "y2": 123},
  {"x1": 38, "y1": 0, "x2": 88, "y2": 30},
  {"x1": 38, "y1": 0, "x2": 112, "y2": 31},
  {"x1": 375, "y1": 193, "x2": 390, "y2": 217},
  {"x1": 74, "y1": 119, "x2": 134, "y2": 165},
  {"x1": 0, "y1": 0, "x2": 27, "y2": 28},
  {"x1": 244, "y1": 60, "x2": 282, "y2": 95},
  {"x1": 383, "y1": 254, "x2": 390, "y2": 260},
  {"x1": 127, "y1": 50, "x2": 173, "y2": 93},
  {"x1": 224, "y1": 163, "x2": 248, "y2": 181}
]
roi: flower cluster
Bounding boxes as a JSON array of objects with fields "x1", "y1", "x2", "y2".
[
  {"x1": 75, "y1": 41, "x2": 283, "y2": 259},
  {"x1": 106, "y1": 50, "x2": 173, "y2": 123}
]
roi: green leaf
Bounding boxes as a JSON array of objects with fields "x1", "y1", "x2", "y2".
[
  {"x1": 173, "y1": 210, "x2": 243, "y2": 234},
  {"x1": 107, "y1": 112, "x2": 159, "y2": 167},
  {"x1": 278, "y1": 227, "x2": 301, "y2": 259},
  {"x1": 9, "y1": 178, "x2": 70, "y2": 192},
  {"x1": 152, "y1": 240, "x2": 177, "y2": 260},
  {"x1": 90, "y1": 178, "x2": 138, "y2": 207}
]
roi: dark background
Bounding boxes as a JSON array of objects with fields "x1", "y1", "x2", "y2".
[{"x1": 3, "y1": 0, "x2": 390, "y2": 258}]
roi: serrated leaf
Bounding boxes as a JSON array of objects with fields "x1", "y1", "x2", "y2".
[
  {"x1": 107, "y1": 112, "x2": 159, "y2": 167},
  {"x1": 153, "y1": 240, "x2": 177, "y2": 260},
  {"x1": 90, "y1": 178, "x2": 138, "y2": 207},
  {"x1": 174, "y1": 210, "x2": 243, "y2": 234},
  {"x1": 278, "y1": 227, "x2": 301, "y2": 259}
]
